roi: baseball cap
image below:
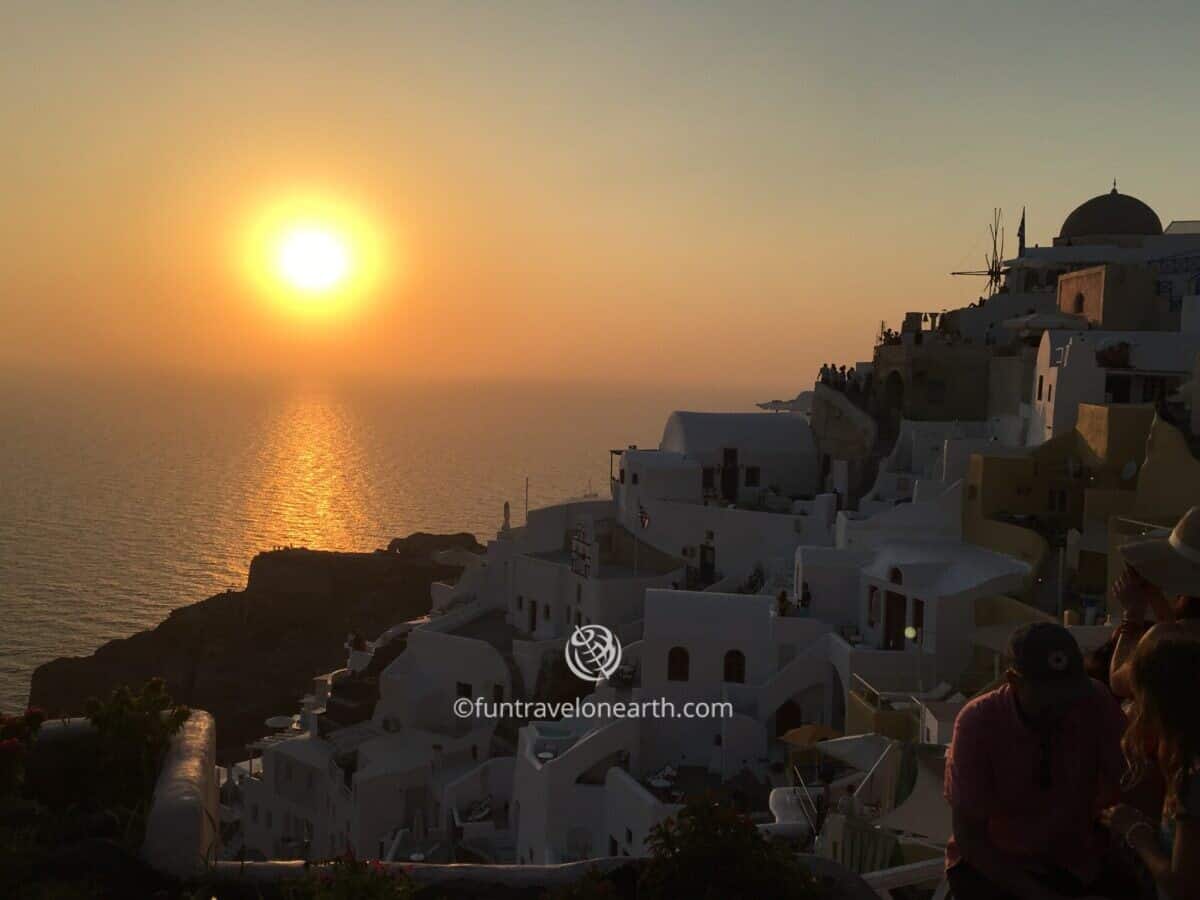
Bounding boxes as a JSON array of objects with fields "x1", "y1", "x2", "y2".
[{"x1": 1008, "y1": 621, "x2": 1092, "y2": 705}]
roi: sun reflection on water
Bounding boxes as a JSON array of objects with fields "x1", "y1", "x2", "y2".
[{"x1": 239, "y1": 389, "x2": 374, "y2": 555}]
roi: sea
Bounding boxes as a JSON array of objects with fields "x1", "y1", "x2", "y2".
[{"x1": 0, "y1": 374, "x2": 765, "y2": 712}]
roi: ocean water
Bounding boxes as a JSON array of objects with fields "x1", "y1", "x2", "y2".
[{"x1": 0, "y1": 375, "x2": 762, "y2": 711}]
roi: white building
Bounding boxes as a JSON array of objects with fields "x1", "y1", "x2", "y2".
[
  {"x1": 503, "y1": 499, "x2": 684, "y2": 643},
  {"x1": 1005, "y1": 188, "x2": 1200, "y2": 311},
  {"x1": 858, "y1": 420, "x2": 996, "y2": 514},
  {"x1": 658, "y1": 411, "x2": 820, "y2": 503},
  {"x1": 510, "y1": 588, "x2": 839, "y2": 865},
  {"x1": 240, "y1": 610, "x2": 506, "y2": 863},
  {"x1": 798, "y1": 480, "x2": 1031, "y2": 690},
  {"x1": 1028, "y1": 328, "x2": 1200, "y2": 444},
  {"x1": 612, "y1": 411, "x2": 833, "y2": 589}
]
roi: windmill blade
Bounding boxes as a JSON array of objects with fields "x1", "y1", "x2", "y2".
[{"x1": 952, "y1": 208, "x2": 1007, "y2": 294}]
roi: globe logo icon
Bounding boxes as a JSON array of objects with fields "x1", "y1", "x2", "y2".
[{"x1": 564, "y1": 624, "x2": 622, "y2": 682}]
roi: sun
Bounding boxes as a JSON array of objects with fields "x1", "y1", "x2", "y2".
[
  {"x1": 239, "y1": 190, "x2": 394, "y2": 319},
  {"x1": 275, "y1": 226, "x2": 351, "y2": 294}
]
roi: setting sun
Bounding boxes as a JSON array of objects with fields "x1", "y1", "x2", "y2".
[
  {"x1": 240, "y1": 190, "x2": 392, "y2": 318},
  {"x1": 276, "y1": 226, "x2": 351, "y2": 294}
]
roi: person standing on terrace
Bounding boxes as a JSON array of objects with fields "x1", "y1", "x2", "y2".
[
  {"x1": 944, "y1": 622, "x2": 1134, "y2": 900},
  {"x1": 1100, "y1": 633, "x2": 1200, "y2": 899},
  {"x1": 1109, "y1": 507, "x2": 1200, "y2": 701}
]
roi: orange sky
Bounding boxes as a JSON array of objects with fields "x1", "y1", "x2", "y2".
[{"x1": 4, "y1": 3, "x2": 1200, "y2": 394}]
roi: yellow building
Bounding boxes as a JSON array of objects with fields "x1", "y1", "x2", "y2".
[
  {"x1": 1056, "y1": 263, "x2": 1175, "y2": 331},
  {"x1": 1102, "y1": 414, "x2": 1200, "y2": 613},
  {"x1": 963, "y1": 403, "x2": 1156, "y2": 599}
]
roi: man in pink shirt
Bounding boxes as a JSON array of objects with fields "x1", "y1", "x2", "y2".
[{"x1": 944, "y1": 622, "x2": 1137, "y2": 899}]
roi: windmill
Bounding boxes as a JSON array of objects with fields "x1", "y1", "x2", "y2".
[{"x1": 951, "y1": 208, "x2": 1006, "y2": 297}]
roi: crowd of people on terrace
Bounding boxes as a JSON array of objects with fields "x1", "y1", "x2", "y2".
[{"x1": 818, "y1": 363, "x2": 870, "y2": 405}]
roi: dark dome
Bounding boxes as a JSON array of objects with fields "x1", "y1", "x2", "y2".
[{"x1": 1058, "y1": 187, "x2": 1162, "y2": 240}]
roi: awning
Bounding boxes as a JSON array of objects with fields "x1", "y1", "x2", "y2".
[
  {"x1": 812, "y1": 733, "x2": 892, "y2": 772},
  {"x1": 876, "y1": 748, "x2": 952, "y2": 842},
  {"x1": 780, "y1": 724, "x2": 842, "y2": 748}
]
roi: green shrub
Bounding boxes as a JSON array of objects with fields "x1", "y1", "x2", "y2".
[
  {"x1": 84, "y1": 678, "x2": 190, "y2": 810},
  {"x1": 0, "y1": 707, "x2": 45, "y2": 798}
]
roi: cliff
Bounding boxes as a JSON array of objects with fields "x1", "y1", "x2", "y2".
[{"x1": 28, "y1": 533, "x2": 482, "y2": 763}]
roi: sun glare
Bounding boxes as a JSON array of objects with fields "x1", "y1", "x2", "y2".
[
  {"x1": 241, "y1": 191, "x2": 391, "y2": 318},
  {"x1": 276, "y1": 226, "x2": 351, "y2": 294}
]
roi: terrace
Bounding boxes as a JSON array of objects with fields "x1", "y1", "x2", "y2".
[{"x1": 638, "y1": 764, "x2": 775, "y2": 817}]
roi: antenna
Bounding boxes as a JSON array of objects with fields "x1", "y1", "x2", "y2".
[{"x1": 951, "y1": 208, "x2": 1006, "y2": 296}]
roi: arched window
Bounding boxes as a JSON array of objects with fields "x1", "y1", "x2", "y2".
[
  {"x1": 723, "y1": 650, "x2": 746, "y2": 683},
  {"x1": 889, "y1": 567, "x2": 903, "y2": 585},
  {"x1": 667, "y1": 646, "x2": 690, "y2": 682}
]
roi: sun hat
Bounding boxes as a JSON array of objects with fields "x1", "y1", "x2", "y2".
[{"x1": 1120, "y1": 506, "x2": 1200, "y2": 598}]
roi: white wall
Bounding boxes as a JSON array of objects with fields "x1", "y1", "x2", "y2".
[
  {"x1": 626, "y1": 497, "x2": 832, "y2": 584},
  {"x1": 377, "y1": 629, "x2": 511, "y2": 733},
  {"x1": 602, "y1": 767, "x2": 679, "y2": 858}
]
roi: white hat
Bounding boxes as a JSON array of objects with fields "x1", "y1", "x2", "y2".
[{"x1": 1121, "y1": 506, "x2": 1200, "y2": 598}]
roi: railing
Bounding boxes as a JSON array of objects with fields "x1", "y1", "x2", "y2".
[
  {"x1": 201, "y1": 855, "x2": 881, "y2": 897},
  {"x1": 851, "y1": 673, "x2": 883, "y2": 710},
  {"x1": 860, "y1": 857, "x2": 948, "y2": 899}
]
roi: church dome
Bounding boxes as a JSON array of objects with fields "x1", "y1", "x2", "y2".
[{"x1": 1058, "y1": 186, "x2": 1162, "y2": 241}]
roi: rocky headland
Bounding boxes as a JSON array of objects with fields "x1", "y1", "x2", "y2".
[{"x1": 28, "y1": 532, "x2": 482, "y2": 763}]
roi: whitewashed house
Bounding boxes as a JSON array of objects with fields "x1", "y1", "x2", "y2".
[
  {"x1": 612, "y1": 411, "x2": 833, "y2": 589},
  {"x1": 504, "y1": 499, "x2": 684, "y2": 643},
  {"x1": 858, "y1": 420, "x2": 996, "y2": 513},
  {"x1": 1028, "y1": 329, "x2": 1200, "y2": 444},
  {"x1": 658, "y1": 411, "x2": 820, "y2": 502},
  {"x1": 509, "y1": 589, "x2": 840, "y2": 865},
  {"x1": 797, "y1": 488, "x2": 1030, "y2": 692}
]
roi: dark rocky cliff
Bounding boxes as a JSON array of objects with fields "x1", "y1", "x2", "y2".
[{"x1": 28, "y1": 533, "x2": 482, "y2": 762}]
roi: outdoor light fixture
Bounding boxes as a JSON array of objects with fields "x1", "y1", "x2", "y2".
[{"x1": 904, "y1": 626, "x2": 923, "y2": 693}]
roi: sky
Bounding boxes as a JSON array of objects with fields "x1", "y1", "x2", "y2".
[{"x1": 3, "y1": 1, "x2": 1200, "y2": 394}]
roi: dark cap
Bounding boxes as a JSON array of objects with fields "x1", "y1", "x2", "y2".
[{"x1": 1008, "y1": 622, "x2": 1091, "y2": 702}]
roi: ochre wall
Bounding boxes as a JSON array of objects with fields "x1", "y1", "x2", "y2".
[{"x1": 1057, "y1": 263, "x2": 1165, "y2": 331}]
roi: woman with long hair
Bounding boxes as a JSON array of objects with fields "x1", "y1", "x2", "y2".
[{"x1": 1100, "y1": 632, "x2": 1200, "y2": 899}]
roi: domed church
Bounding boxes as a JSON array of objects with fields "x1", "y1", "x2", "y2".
[{"x1": 1053, "y1": 183, "x2": 1163, "y2": 248}]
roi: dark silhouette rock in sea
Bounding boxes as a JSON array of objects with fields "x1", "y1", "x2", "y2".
[{"x1": 27, "y1": 532, "x2": 482, "y2": 763}]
